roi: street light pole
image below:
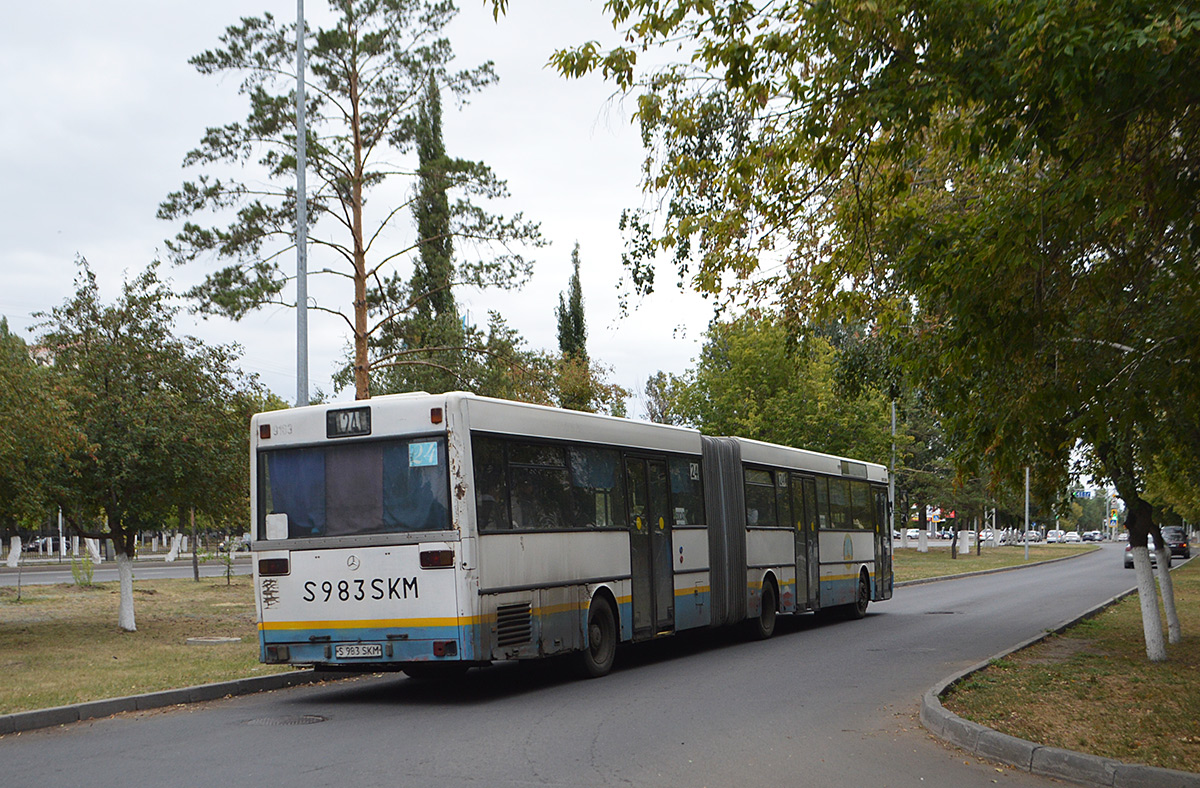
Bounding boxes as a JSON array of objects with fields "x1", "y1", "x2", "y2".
[
  {"x1": 1024, "y1": 466, "x2": 1031, "y2": 561},
  {"x1": 295, "y1": 0, "x2": 309, "y2": 407}
]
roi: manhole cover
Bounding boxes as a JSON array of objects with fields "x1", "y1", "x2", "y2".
[
  {"x1": 244, "y1": 714, "x2": 328, "y2": 727},
  {"x1": 925, "y1": 610, "x2": 958, "y2": 615}
]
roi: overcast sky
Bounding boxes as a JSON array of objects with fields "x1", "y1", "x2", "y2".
[{"x1": 0, "y1": 0, "x2": 716, "y2": 412}]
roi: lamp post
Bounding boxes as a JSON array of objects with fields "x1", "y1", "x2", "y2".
[{"x1": 295, "y1": 0, "x2": 309, "y2": 407}]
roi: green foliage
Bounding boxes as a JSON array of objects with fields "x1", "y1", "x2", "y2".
[
  {"x1": 162, "y1": 0, "x2": 543, "y2": 399},
  {"x1": 556, "y1": 243, "x2": 588, "y2": 362},
  {"x1": 663, "y1": 313, "x2": 891, "y2": 461},
  {"x1": 70, "y1": 550, "x2": 94, "y2": 587},
  {"x1": 0, "y1": 319, "x2": 85, "y2": 523},
  {"x1": 34, "y1": 259, "x2": 265, "y2": 557},
  {"x1": 525, "y1": 0, "x2": 1200, "y2": 535}
]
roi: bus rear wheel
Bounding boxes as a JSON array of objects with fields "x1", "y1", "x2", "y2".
[
  {"x1": 579, "y1": 599, "x2": 617, "y2": 678},
  {"x1": 748, "y1": 580, "x2": 777, "y2": 640}
]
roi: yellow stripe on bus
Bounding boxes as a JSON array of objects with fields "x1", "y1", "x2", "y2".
[{"x1": 259, "y1": 615, "x2": 479, "y2": 631}]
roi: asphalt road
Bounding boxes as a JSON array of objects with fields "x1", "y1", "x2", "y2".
[
  {"x1": 0, "y1": 556, "x2": 251, "y2": 586},
  {"x1": 0, "y1": 544, "x2": 1140, "y2": 788}
]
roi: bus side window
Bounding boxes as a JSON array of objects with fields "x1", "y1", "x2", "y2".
[
  {"x1": 568, "y1": 446, "x2": 626, "y2": 528},
  {"x1": 814, "y1": 476, "x2": 831, "y2": 529},
  {"x1": 850, "y1": 480, "x2": 873, "y2": 530},
  {"x1": 509, "y1": 443, "x2": 571, "y2": 530},
  {"x1": 744, "y1": 468, "x2": 778, "y2": 526},
  {"x1": 472, "y1": 436, "x2": 510, "y2": 532},
  {"x1": 829, "y1": 478, "x2": 851, "y2": 529},
  {"x1": 668, "y1": 457, "x2": 703, "y2": 526}
]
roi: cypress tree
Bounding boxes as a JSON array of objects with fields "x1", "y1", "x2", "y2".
[{"x1": 556, "y1": 243, "x2": 587, "y2": 362}]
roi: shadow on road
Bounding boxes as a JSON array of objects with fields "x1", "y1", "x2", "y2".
[{"x1": 279, "y1": 608, "x2": 869, "y2": 709}]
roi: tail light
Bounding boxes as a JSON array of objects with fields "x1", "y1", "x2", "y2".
[
  {"x1": 420, "y1": 549, "x2": 455, "y2": 569},
  {"x1": 259, "y1": 557, "x2": 290, "y2": 576}
]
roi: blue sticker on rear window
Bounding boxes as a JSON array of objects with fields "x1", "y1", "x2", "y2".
[{"x1": 409, "y1": 441, "x2": 439, "y2": 467}]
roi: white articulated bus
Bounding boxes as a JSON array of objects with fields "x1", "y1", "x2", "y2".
[{"x1": 252, "y1": 392, "x2": 892, "y2": 678}]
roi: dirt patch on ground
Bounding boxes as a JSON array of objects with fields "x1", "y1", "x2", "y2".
[{"x1": 1014, "y1": 636, "x2": 1110, "y2": 665}]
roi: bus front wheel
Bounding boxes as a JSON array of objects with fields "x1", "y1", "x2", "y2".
[
  {"x1": 844, "y1": 570, "x2": 870, "y2": 620},
  {"x1": 579, "y1": 599, "x2": 617, "y2": 678}
]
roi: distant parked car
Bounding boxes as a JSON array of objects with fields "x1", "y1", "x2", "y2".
[
  {"x1": 1045, "y1": 530, "x2": 1065, "y2": 543},
  {"x1": 1081, "y1": 531, "x2": 1103, "y2": 542},
  {"x1": 1023, "y1": 530, "x2": 1042, "y2": 542},
  {"x1": 218, "y1": 535, "x2": 251, "y2": 553},
  {"x1": 1117, "y1": 532, "x2": 1128, "y2": 541},
  {"x1": 905, "y1": 528, "x2": 920, "y2": 540},
  {"x1": 1064, "y1": 531, "x2": 1082, "y2": 543},
  {"x1": 24, "y1": 536, "x2": 67, "y2": 553},
  {"x1": 1160, "y1": 526, "x2": 1191, "y2": 559},
  {"x1": 1125, "y1": 536, "x2": 1170, "y2": 569}
]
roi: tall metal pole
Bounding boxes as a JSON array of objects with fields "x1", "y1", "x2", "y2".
[
  {"x1": 295, "y1": 0, "x2": 309, "y2": 407},
  {"x1": 1024, "y1": 466, "x2": 1031, "y2": 561}
]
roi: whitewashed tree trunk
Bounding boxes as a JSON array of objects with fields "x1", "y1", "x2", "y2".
[
  {"x1": 6, "y1": 537, "x2": 21, "y2": 568},
  {"x1": 85, "y1": 538, "x2": 103, "y2": 563},
  {"x1": 165, "y1": 533, "x2": 182, "y2": 562},
  {"x1": 1154, "y1": 544, "x2": 1181, "y2": 645},
  {"x1": 116, "y1": 552, "x2": 136, "y2": 632},
  {"x1": 1131, "y1": 546, "x2": 1166, "y2": 661}
]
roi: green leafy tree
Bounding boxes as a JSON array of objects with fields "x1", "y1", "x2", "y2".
[
  {"x1": 642, "y1": 370, "x2": 688, "y2": 425},
  {"x1": 160, "y1": 0, "x2": 542, "y2": 400},
  {"x1": 515, "y1": 0, "x2": 1200, "y2": 661},
  {"x1": 36, "y1": 260, "x2": 265, "y2": 631},
  {"x1": 667, "y1": 313, "x2": 891, "y2": 461},
  {"x1": 0, "y1": 319, "x2": 84, "y2": 537}
]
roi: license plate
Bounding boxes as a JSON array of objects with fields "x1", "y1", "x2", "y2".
[{"x1": 335, "y1": 643, "x2": 382, "y2": 659}]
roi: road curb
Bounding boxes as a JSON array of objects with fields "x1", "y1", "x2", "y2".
[
  {"x1": 0, "y1": 670, "x2": 340, "y2": 736},
  {"x1": 920, "y1": 575, "x2": 1200, "y2": 787}
]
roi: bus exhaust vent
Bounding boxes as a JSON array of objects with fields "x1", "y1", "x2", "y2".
[{"x1": 495, "y1": 602, "x2": 532, "y2": 647}]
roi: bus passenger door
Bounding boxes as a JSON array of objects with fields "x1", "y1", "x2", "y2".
[
  {"x1": 626, "y1": 457, "x2": 674, "y2": 637},
  {"x1": 874, "y1": 487, "x2": 893, "y2": 599},
  {"x1": 796, "y1": 476, "x2": 820, "y2": 611}
]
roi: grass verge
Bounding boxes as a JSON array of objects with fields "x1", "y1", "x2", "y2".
[
  {"x1": 0, "y1": 576, "x2": 287, "y2": 715},
  {"x1": 893, "y1": 543, "x2": 1097, "y2": 583},
  {"x1": 942, "y1": 558, "x2": 1200, "y2": 773}
]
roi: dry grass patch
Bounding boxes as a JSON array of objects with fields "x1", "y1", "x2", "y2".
[
  {"x1": 943, "y1": 559, "x2": 1200, "y2": 773},
  {"x1": 893, "y1": 544, "x2": 1096, "y2": 583},
  {"x1": 0, "y1": 576, "x2": 287, "y2": 715}
]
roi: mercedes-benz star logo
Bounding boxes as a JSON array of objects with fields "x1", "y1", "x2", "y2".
[{"x1": 346, "y1": 555, "x2": 361, "y2": 571}]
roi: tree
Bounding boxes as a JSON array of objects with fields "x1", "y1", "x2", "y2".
[
  {"x1": 518, "y1": 0, "x2": 1200, "y2": 660},
  {"x1": 556, "y1": 243, "x2": 587, "y2": 362},
  {"x1": 555, "y1": 243, "x2": 595, "y2": 411},
  {"x1": 160, "y1": 0, "x2": 542, "y2": 400},
  {"x1": 642, "y1": 370, "x2": 687, "y2": 425},
  {"x1": 664, "y1": 313, "x2": 891, "y2": 462},
  {"x1": 0, "y1": 319, "x2": 84, "y2": 535},
  {"x1": 36, "y1": 260, "x2": 265, "y2": 631},
  {"x1": 370, "y1": 71, "x2": 467, "y2": 395}
]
